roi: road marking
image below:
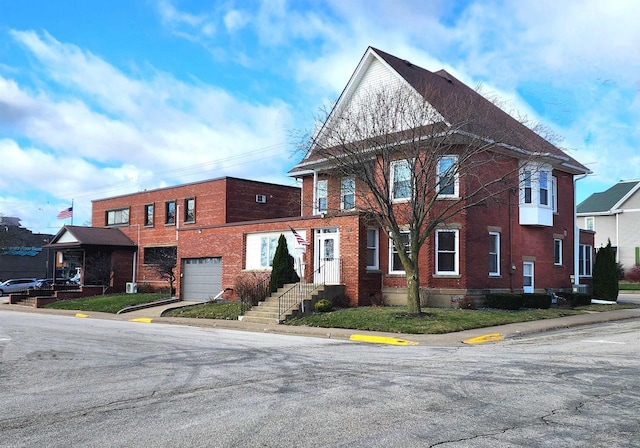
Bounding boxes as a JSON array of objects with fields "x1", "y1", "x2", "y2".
[
  {"x1": 463, "y1": 333, "x2": 503, "y2": 344},
  {"x1": 75, "y1": 313, "x2": 90, "y2": 318},
  {"x1": 582, "y1": 340, "x2": 625, "y2": 344},
  {"x1": 130, "y1": 317, "x2": 153, "y2": 323},
  {"x1": 349, "y1": 334, "x2": 419, "y2": 346}
]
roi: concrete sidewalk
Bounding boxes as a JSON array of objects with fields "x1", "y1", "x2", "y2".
[{"x1": 3, "y1": 299, "x2": 639, "y2": 346}]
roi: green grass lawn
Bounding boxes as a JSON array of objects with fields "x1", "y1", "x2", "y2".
[
  {"x1": 285, "y1": 304, "x2": 638, "y2": 334},
  {"x1": 43, "y1": 293, "x2": 168, "y2": 314},
  {"x1": 162, "y1": 302, "x2": 244, "y2": 320},
  {"x1": 42, "y1": 293, "x2": 638, "y2": 334},
  {"x1": 618, "y1": 283, "x2": 640, "y2": 290}
]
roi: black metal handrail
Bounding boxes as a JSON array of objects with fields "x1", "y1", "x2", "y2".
[
  {"x1": 239, "y1": 276, "x2": 271, "y2": 314},
  {"x1": 277, "y1": 258, "x2": 342, "y2": 322}
]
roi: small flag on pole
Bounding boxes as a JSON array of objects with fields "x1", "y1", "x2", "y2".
[
  {"x1": 289, "y1": 226, "x2": 309, "y2": 247},
  {"x1": 57, "y1": 207, "x2": 73, "y2": 220}
]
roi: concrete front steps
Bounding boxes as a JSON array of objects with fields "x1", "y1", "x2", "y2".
[{"x1": 240, "y1": 283, "x2": 322, "y2": 324}]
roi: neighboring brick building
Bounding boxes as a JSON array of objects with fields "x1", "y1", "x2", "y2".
[{"x1": 90, "y1": 177, "x2": 301, "y2": 298}]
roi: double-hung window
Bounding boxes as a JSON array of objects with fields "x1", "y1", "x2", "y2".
[
  {"x1": 316, "y1": 180, "x2": 328, "y2": 214},
  {"x1": 341, "y1": 177, "x2": 355, "y2": 210},
  {"x1": 366, "y1": 228, "x2": 379, "y2": 270},
  {"x1": 579, "y1": 245, "x2": 593, "y2": 277},
  {"x1": 540, "y1": 171, "x2": 549, "y2": 206},
  {"x1": 523, "y1": 170, "x2": 532, "y2": 204},
  {"x1": 554, "y1": 238, "x2": 563, "y2": 266},
  {"x1": 489, "y1": 232, "x2": 500, "y2": 276},
  {"x1": 389, "y1": 231, "x2": 410, "y2": 274},
  {"x1": 391, "y1": 159, "x2": 412, "y2": 201},
  {"x1": 436, "y1": 229, "x2": 458, "y2": 275},
  {"x1": 437, "y1": 156, "x2": 458, "y2": 197}
]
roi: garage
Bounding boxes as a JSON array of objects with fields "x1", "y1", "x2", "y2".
[{"x1": 181, "y1": 257, "x2": 222, "y2": 302}]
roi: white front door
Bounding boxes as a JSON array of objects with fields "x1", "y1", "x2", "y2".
[
  {"x1": 314, "y1": 228, "x2": 340, "y2": 284},
  {"x1": 523, "y1": 261, "x2": 534, "y2": 294}
]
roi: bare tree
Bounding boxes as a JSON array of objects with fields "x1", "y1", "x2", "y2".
[
  {"x1": 304, "y1": 81, "x2": 550, "y2": 314},
  {"x1": 84, "y1": 252, "x2": 113, "y2": 294},
  {"x1": 148, "y1": 246, "x2": 177, "y2": 295}
]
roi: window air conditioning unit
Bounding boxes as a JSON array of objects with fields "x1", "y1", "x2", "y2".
[
  {"x1": 126, "y1": 282, "x2": 137, "y2": 294},
  {"x1": 256, "y1": 194, "x2": 267, "y2": 204}
]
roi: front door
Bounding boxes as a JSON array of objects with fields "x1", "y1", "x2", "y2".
[
  {"x1": 523, "y1": 261, "x2": 534, "y2": 294},
  {"x1": 314, "y1": 228, "x2": 340, "y2": 284}
]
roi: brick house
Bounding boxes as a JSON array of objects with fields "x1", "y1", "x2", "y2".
[{"x1": 50, "y1": 47, "x2": 594, "y2": 310}]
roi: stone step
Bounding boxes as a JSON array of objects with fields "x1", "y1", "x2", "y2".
[{"x1": 243, "y1": 310, "x2": 279, "y2": 319}]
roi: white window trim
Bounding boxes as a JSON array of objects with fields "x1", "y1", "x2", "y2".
[
  {"x1": 316, "y1": 179, "x2": 328, "y2": 214},
  {"x1": 579, "y1": 244, "x2": 593, "y2": 277},
  {"x1": 390, "y1": 159, "x2": 412, "y2": 203},
  {"x1": 436, "y1": 155, "x2": 459, "y2": 198},
  {"x1": 554, "y1": 238, "x2": 563, "y2": 266},
  {"x1": 489, "y1": 231, "x2": 500, "y2": 276},
  {"x1": 341, "y1": 176, "x2": 355, "y2": 211},
  {"x1": 366, "y1": 227, "x2": 379, "y2": 271},
  {"x1": 435, "y1": 229, "x2": 459, "y2": 275},
  {"x1": 389, "y1": 231, "x2": 410, "y2": 275},
  {"x1": 585, "y1": 217, "x2": 595, "y2": 231},
  {"x1": 519, "y1": 163, "x2": 553, "y2": 209}
]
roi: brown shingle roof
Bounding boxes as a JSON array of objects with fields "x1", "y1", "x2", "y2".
[
  {"x1": 291, "y1": 47, "x2": 589, "y2": 175},
  {"x1": 46, "y1": 225, "x2": 136, "y2": 250}
]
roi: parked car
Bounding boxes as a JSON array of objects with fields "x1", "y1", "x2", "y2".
[
  {"x1": 0, "y1": 278, "x2": 38, "y2": 296},
  {"x1": 35, "y1": 278, "x2": 55, "y2": 289}
]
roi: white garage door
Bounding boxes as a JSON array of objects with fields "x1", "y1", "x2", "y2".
[{"x1": 182, "y1": 257, "x2": 222, "y2": 302}]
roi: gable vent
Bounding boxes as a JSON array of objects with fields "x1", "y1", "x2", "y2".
[{"x1": 256, "y1": 194, "x2": 267, "y2": 204}]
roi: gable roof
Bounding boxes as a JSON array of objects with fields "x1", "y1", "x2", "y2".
[
  {"x1": 46, "y1": 225, "x2": 136, "y2": 250},
  {"x1": 291, "y1": 46, "x2": 589, "y2": 176},
  {"x1": 577, "y1": 180, "x2": 640, "y2": 214}
]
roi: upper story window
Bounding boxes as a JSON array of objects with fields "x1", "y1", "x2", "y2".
[
  {"x1": 585, "y1": 216, "x2": 594, "y2": 231},
  {"x1": 436, "y1": 229, "x2": 459, "y2": 275},
  {"x1": 106, "y1": 208, "x2": 129, "y2": 226},
  {"x1": 341, "y1": 177, "x2": 355, "y2": 210},
  {"x1": 389, "y1": 231, "x2": 410, "y2": 274},
  {"x1": 540, "y1": 171, "x2": 549, "y2": 206},
  {"x1": 391, "y1": 159, "x2": 412, "y2": 201},
  {"x1": 144, "y1": 204, "x2": 154, "y2": 227},
  {"x1": 437, "y1": 156, "x2": 459, "y2": 197},
  {"x1": 519, "y1": 162, "x2": 554, "y2": 226},
  {"x1": 489, "y1": 231, "x2": 500, "y2": 276},
  {"x1": 316, "y1": 179, "x2": 328, "y2": 214},
  {"x1": 366, "y1": 228, "x2": 379, "y2": 270},
  {"x1": 165, "y1": 200, "x2": 176, "y2": 225},
  {"x1": 184, "y1": 198, "x2": 195, "y2": 223}
]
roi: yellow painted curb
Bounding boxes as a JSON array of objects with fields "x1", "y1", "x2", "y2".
[
  {"x1": 75, "y1": 313, "x2": 90, "y2": 318},
  {"x1": 350, "y1": 334, "x2": 419, "y2": 346},
  {"x1": 130, "y1": 317, "x2": 153, "y2": 323},
  {"x1": 462, "y1": 333, "x2": 503, "y2": 344}
]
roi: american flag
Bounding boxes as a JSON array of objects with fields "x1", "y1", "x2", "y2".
[
  {"x1": 289, "y1": 226, "x2": 309, "y2": 247},
  {"x1": 57, "y1": 207, "x2": 73, "y2": 220}
]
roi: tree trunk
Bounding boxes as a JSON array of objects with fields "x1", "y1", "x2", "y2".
[{"x1": 406, "y1": 264, "x2": 422, "y2": 314}]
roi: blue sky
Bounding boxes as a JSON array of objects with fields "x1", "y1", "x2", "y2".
[{"x1": 1, "y1": 0, "x2": 639, "y2": 234}]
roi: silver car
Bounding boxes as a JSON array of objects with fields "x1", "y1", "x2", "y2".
[{"x1": 0, "y1": 278, "x2": 38, "y2": 295}]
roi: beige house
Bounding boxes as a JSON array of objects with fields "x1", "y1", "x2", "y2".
[{"x1": 577, "y1": 180, "x2": 640, "y2": 270}]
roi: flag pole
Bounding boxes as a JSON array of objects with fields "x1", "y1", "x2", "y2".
[{"x1": 71, "y1": 199, "x2": 74, "y2": 225}]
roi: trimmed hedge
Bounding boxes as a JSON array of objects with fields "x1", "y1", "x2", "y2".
[
  {"x1": 483, "y1": 293, "x2": 552, "y2": 310},
  {"x1": 483, "y1": 293, "x2": 523, "y2": 310}
]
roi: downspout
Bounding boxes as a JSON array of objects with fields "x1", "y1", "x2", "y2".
[{"x1": 574, "y1": 173, "x2": 588, "y2": 289}]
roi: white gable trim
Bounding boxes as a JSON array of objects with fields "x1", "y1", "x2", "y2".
[
  {"x1": 612, "y1": 181, "x2": 640, "y2": 210},
  {"x1": 57, "y1": 229, "x2": 79, "y2": 243}
]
